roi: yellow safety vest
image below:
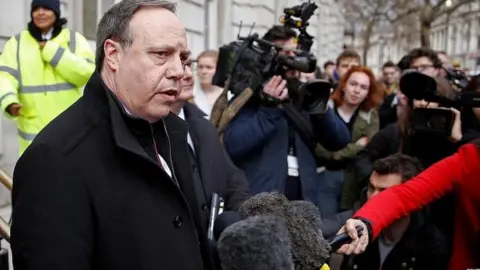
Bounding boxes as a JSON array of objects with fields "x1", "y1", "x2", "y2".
[{"x1": 0, "y1": 28, "x2": 95, "y2": 155}]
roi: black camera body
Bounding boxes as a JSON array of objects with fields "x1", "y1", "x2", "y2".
[
  {"x1": 444, "y1": 68, "x2": 469, "y2": 90},
  {"x1": 400, "y1": 71, "x2": 480, "y2": 136},
  {"x1": 281, "y1": 1, "x2": 318, "y2": 52},
  {"x1": 211, "y1": 1, "x2": 319, "y2": 101}
]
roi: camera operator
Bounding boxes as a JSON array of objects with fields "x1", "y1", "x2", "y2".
[
  {"x1": 354, "y1": 47, "x2": 480, "y2": 254},
  {"x1": 222, "y1": 25, "x2": 350, "y2": 206}
]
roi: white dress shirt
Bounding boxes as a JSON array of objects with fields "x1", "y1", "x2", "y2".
[{"x1": 178, "y1": 108, "x2": 195, "y2": 154}]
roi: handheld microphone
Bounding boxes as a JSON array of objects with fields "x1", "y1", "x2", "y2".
[
  {"x1": 208, "y1": 193, "x2": 223, "y2": 240},
  {"x1": 238, "y1": 191, "x2": 288, "y2": 219},
  {"x1": 238, "y1": 192, "x2": 331, "y2": 269},
  {"x1": 217, "y1": 215, "x2": 294, "y2": 270},
  {"x1": 283, "y1": 199, "x2": 331, "y2": 269}
]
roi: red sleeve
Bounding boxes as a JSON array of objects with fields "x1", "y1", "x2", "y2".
[{"x1": 354, "y1": 143, "x2": 478, "y2": 238}]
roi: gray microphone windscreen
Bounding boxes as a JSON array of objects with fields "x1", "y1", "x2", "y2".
[
  {"x1": 239, "y1": 192, "x2": 331, "y2": 269},
  {"x1": 238, "y1": 192, "x2": 288, "y2": 219},
  {"x1": 288, "y1": 200, "x2": 324, "y2": 229},
  {"x1": 286, "y1": 201, "x2": 331, "y2": 269},
  {"x1": 217, "y1": 215, "x2": 294, "y2": 270}
]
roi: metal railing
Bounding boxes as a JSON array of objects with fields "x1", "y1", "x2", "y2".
[{"x1": 0, "y1": 170, "x2": 12, "y2": 242}]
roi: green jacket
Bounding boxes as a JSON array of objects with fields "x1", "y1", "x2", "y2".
[{"x1": 315, "y1": 108, "x2": 379, "y2": 209}]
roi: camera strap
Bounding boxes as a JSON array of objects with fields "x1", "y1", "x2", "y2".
[{"x1": 282, "y1": 103, "x2": 315, "y2": 150}]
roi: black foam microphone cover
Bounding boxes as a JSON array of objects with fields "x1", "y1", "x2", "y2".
[{"x1": 218, "y1": 215, "x2": 294, "y2": 270}]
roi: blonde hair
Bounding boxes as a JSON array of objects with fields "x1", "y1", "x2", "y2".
[{"x1": 197, "y1": 50, "x2": 218, "y2": 62}]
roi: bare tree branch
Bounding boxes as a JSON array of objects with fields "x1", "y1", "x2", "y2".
[{"x1": 432, "y1": 0, "x2": 474, "y2": 20}]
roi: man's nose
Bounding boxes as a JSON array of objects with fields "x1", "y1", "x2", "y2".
[{"x1": 166, "y1": 57, "x2": 185, "y2": 80}]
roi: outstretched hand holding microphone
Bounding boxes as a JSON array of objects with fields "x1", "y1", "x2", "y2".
[{"x1": 335, "y1": 219, "x2": 371, "y2": 255}]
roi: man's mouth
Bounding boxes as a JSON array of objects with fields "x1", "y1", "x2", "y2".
[{"x1": 163, "y1": 89, "x2": 178, "y2": 96}]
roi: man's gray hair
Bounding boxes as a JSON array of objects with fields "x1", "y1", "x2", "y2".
[{"x1": 95, "y1": 0, "x2": 177, "y2": 70}]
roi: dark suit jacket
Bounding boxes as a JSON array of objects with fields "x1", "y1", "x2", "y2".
[
  {"x1": 182, "y1": 102, "x2": 250, "y2": 228},
  {"x1": 12, "y1": 73, "x2": 214, "y2": 270}
]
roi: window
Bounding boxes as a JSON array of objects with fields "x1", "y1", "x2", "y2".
[
  {"x1": 83, "y1": 0, "x2": 115, "y2": 40},
  {"x1": 451, "y1": 25, "x2": 457, "y2": 55}
]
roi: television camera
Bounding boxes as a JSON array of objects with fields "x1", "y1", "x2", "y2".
[
  {"x1": 400, "y1": 71, "x2": 480, "y2": 136},
  {"x1": 281, "y1": 1, "x2": 318, "y2": 52},
  {"x1": 211, "y1": 0, "x2": 320, "y2": 99},
  {"x1": 444, "y1": 68, "x2": 469, "y2": 90},
  {"x1": 210, "y1": 1, "x2": 332, "y2": 134}
]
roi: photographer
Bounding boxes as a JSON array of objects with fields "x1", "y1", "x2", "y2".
[
  {"x1": 222, "y1": 25, "x2": 350, "y2": 205},
  {"x1": 354, "y1": 47, "x2": 480, "y2": 253}
]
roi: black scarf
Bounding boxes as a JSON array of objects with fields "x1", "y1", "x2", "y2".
[
  {"x1": 27, "y1": 17, "x2": 67, "y2": 41},
  {"x1": 282, "y1": 78, "x2": 316, "y2": 150}
]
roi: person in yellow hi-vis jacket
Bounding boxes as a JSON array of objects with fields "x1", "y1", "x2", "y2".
[{"x1": 0, "y1": 0, "x2": 95, "y2": 155}]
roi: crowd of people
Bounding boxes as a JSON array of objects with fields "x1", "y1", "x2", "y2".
[{"x1": 0, "y1": 0, "x2": 479, "y2": 269}]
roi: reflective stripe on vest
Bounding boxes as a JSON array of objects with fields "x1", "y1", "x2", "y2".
[
  {"x1": 0, "y1": 66, "x2": 18, "y2": 80},
  {"x1": 16, "y1": 30, "x2": 77, "y2": 94},
  {"x1": 18, "y1": 129, "x2": 37, "y2": 141}
]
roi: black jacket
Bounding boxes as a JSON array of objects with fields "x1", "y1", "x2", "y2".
[
  {"x1": 340, "y1": 211, "x2": 448, "y2": 270},
  {"x1": 182, "y1": 102, "x2": 249, "y2": 228},
  {"x1": 11, "y1": 73, "x2": 214, "y2": 270},
  {"x1": 378, "y1": 93, "x2": 397, "y2": 129}
]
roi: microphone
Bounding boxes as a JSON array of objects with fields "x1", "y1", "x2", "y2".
[
  {"x1": 283, "y1": 199, "x2": 331, "y2": 269},
  {"x1": 238, "y1": 192, "x2": 331, "y2": 269},
  {"x1": 207, "y1": 193, "x2": 223, "y2": 240},
  {"x1": 217, "y1": 215, "x2": 294, "y2": 270},
  {"x1": 289, "y1": 199, "x2": 324, "y2": 229},
  {"x1": 238, "y1": 191, "x2": 289, "y2": 219}
]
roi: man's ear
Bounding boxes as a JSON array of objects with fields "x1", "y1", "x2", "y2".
[{"x1": 104, "y1": 39, "x2": 122, "y2": 72}]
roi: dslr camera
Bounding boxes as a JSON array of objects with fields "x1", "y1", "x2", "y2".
[{"x1": 400, "y1": 71, "x2": 480, "y2": 137}]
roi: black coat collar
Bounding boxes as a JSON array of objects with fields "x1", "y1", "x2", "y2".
[
  {"x1": 83, "y1": 73, "x2": 211, "y2": 248},
  {"x1": 83, "y1": 72, "x2": 181, "y2": 164}
]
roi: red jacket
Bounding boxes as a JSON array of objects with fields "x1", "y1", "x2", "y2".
[{"x1": 354, "y1": 143, "x2": 480, "y2": 269}]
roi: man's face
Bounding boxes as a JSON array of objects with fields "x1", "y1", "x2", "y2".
[
  {"x1": 325, "y1": 64, "x2": 335, "y2": 77},
  {"x1": 337, "y1": 58, "x2": 360, "y2": 78},
  {"x1": 32, "y1": 6, "x2": 56, "y2": 32},
  {"x1": 197, "y1": 56, "x2": 216, "y2": 86},
  {"x1": 367, "y1": 171, "x2": 403, "y2": 200},
  {"x1": 178, "y1": 59, "x2": 194, "y2": 101},
  {"x1": 410, "y1": 56, "x2": 438, "y2": 78},
  {"x1": 106, "y1": 7, "x2": 190, "y2": 122},
  {"x1": 275, "y1": 37, "x2": 300, "y2": 79},
  {"x1": 383, "y1": 67, "x2": 397, "y2": 85}
]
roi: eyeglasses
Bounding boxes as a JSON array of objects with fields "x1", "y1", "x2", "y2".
[{"x1": 411, "y1": 64, "x2": 434, "y2": 72}]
